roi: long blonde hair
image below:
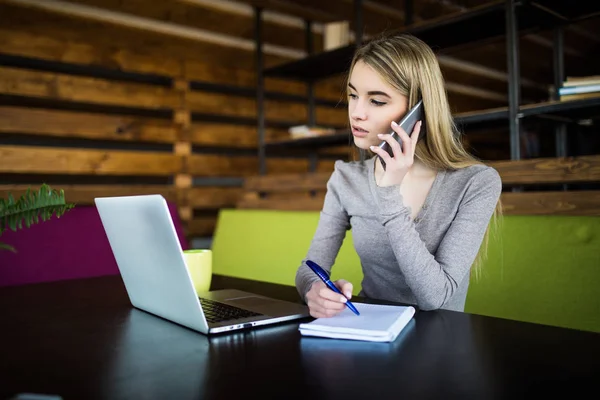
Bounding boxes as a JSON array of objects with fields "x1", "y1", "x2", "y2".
[{"x1": 347, "y1": 33, "x2": 502, "y2": 277}]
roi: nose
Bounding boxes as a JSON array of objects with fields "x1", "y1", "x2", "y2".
[{"x1": 350, "y1": 99, "x2": 367, "y2": 121}]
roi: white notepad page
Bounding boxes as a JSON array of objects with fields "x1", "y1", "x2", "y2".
[{"x1": 299, "y1": 302, "x2": 416, "y2": 342}]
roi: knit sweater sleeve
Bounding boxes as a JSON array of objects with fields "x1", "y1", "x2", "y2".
[
  {"x1": 295, "y1": 163, "x2": 351, "y2": 301},
  {"x1": 372, "y1": 167, "x2": 502, "y2": 310}
]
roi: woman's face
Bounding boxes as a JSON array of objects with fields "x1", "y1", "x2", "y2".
[{"x1": 348, "y1": 60, "x2": 408, "y2": 150}]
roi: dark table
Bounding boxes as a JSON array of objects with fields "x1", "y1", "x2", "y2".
[{"x1": 1, "y1": 274, "x2": 598, "y2": 400}]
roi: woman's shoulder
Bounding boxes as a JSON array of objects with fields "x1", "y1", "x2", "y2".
[
  {"x1": 331, "y1": 158, "x2": 371, "y2": 177},
  {"x1": 450, "y1": 163, "x2": 500, "y2": 179},
  {"x1": 325, "y1": 159, "x2": 371, "y2": 191},
  {"x1": 444, "y1": 163, "x2": 502, "y2": 193}
]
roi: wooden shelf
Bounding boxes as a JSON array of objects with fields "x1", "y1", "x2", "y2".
[
  {"x1": 264, "y1": 96, "x2": 600, "y2": 150},
  {"x1": 534, "y1": 0, "x2": 600, "y2": 21},
  {"x1": 520, "y1": 96, "x2": 600, "y2": 119},
  {"x1": 264, "y1": 0, "x2": 567, "y2": 82},
  {"x1": 265, "y1": 131, "x2": 350, "y2": 150}
]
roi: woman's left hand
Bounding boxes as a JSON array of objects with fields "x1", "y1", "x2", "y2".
[{"x1": 370, "y1": 120, "x2": 422, "y2": 187}]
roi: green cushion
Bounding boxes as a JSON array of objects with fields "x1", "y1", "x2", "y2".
[
  {"x1": 465, "y1": 216, "x2": 600, "y2": 333},
  {"x1": 211, "y1": 209, "x2": 363, "y2": 295},
  {"x1": 212, "y1": 209, "x2": 600, "y2": 332}
]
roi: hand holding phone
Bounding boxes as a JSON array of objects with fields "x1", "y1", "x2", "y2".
[{"x1": 378, "y1": 99, "x2": 424, "y2": 170}]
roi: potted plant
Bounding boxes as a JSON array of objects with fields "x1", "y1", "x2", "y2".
[{"x1": 0, "y1": 184, "x2": 75, "y2": 252}]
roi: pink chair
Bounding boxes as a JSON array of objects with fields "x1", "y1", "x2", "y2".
[{"x1": 0, "y1": 202, "x2": 189, "y2": 287}]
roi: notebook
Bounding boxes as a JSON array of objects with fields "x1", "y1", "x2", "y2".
[{"x1": 298, "y1": 302, "x2": 416, "y2": 342}]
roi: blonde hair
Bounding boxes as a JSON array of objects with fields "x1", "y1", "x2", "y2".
[{"x1": 347, "y1": 33, "x2": 502, "y2": 277}]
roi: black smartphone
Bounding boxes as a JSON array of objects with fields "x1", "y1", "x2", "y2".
[{"x1": 378, "y1": 99, "x2": 424, "y2": 170}]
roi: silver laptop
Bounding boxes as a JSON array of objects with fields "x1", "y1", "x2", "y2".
[{"x1": 94, "y1": 194, "x2": 310, "y2": 335}]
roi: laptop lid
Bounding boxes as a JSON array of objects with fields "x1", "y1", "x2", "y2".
[
  {"x1": 94, "y1": 194, "x2": 309, "y2": 335},
  {"x1": 95, "y1": 194, "x2": 209, "y2": 333}
]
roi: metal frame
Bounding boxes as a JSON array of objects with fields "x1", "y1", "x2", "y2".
[
  {"x1": 405, "y1": 0, "x2": 414, "y2": 25},
  {"x1": 553, "y1": 26, "x2": 568, "y2": 158},
  {"x1": 305, "y1": 19, "x2": 318, "y2": 172},
  {"x1": 354, "y1": 0, "x2": 364, "y2": 47},
  {"x1": 505, "y1": 0, "x2": 521, "y2": 161},
  {"x1": 254, "y1": 7, "x2": 266, "y2": 175}
]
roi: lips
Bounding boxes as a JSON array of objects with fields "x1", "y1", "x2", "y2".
[{"x1": 352, "y1": 125, "x2": 369, "y2": 138}]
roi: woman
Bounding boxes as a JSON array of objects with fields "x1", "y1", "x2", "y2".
[{"x1": 295, "y1": 33, "x2": 502, "y2": 317}]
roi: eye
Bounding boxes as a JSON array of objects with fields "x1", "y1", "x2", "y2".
[
  {"x1": 348, "y1": 93, "x2": 358, "y2": 100},
  {"x1": 371, "y1": 99, "x2": 386, "y2": 106}
]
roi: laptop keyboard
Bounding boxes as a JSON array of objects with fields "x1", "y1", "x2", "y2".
[{"x1": 199, "y1": 298, "x2": 263, "y2": 323}]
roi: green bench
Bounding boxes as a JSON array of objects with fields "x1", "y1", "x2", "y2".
[
  {"x1": 211, "y1": 209, "x2": 362, "y2": 292},
  {"x1": 212, "y1": 208, "x2": 600, "y2": 333}
]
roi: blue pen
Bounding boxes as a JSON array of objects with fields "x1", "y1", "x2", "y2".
[{"x1": 306, "y1": 260, "x2": 360, "y2": 316}]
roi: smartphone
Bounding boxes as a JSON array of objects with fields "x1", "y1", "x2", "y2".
[{"x1": 378, "y1": 99, "x2": 424, "y2": 170}]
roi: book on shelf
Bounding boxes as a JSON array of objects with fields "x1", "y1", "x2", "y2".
[
  {"x1": 323, "y1": 21, "x2": 350, "y2": 51},
  {"x1": 559, "y1": 92, "x2": 600, "y2": 101},
  {"x1": 288, "y1": 125, "x2": 336, "y2": 139},
  {"x1": 563, "y1": 75, "x2": 600, "y2": 86},
  {"x1": 559, "y1": 75, "x2": 600, "y2": 101},
  {"x1": 558, "y1": 83, "x2": 600, "y2": 96}
]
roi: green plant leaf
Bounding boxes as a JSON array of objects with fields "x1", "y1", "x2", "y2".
[
  {"x1": 0, "y1": 183, "x2": 75, "y2": 237},
  {"x1": 0, "y1": 241, "x2": 16, "y2": 252}
]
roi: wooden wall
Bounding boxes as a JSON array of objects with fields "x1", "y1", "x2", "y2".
[
  {"x1": 3, "y1": 1, "x2": 597, "y2": 239},
  {"x1": 0, "y1": 1, "x2": 354, "y2": 238}
]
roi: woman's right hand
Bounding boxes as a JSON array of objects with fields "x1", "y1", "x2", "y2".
[{"x1": 305, "y1": 279, "x2": 353, "y2": 318}]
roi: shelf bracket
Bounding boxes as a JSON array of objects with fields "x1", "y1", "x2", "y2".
[
  {"x1": 254, "y1": 6, "x2": 266, "y2": 175},
  {"x1": 553, "y1": 26, "x2": 568, "y2": 160},
  {"x1": 505, "y1": 0, "x2": 521, "y2": 161}
]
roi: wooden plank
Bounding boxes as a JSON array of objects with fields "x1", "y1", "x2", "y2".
[
  {"x1": 237, "y1": 193, "x2": 326, "y2": 211},
  {"x1": 187, "y1": 91, "x2": 255, "y2": 118},
  {"x1": 186, "y1": 60, "x2": 342, "y2": 98},
  {"x1": 188, "y1": 124, "x2": 288, "y2": 148},
  {"x1": 0, "y1": 106, "x2": 177, "y2": 143},
  {"x1": 187, "y1": 155, "x2": 334, "y2": 177},
  {"x1": 188, "y1": 94, "x2": 344, "y2": 126},
  {"x1": 318, "y1": 145, "x2": 351, "y2": 155},
  {"x1": 267, "y1": 158, "x2": 335, "y2": 174},
  {"x1": 187, "y1": 187, "x2": 243, "y2": 209},
  {"x1": 315, "y1": 75, "x2": 347, "y2": 101},
  {"x1": 244, "y1": 171, "x2": 332, "y2": 191},
  {"x1": 185, "y1": 60, "x2": 313, "y2": 95},
  {"x1": 187, "y1": 154, "x2": 256, "y2": 177},
  {"x1": 185, "y1": 61, "x2": 254, "y2": 87},
  {"x1": 0, "y1": 66, "x2": 179, "y2": 109},
  {"x1": 71, "y1": 0, "x2": 316, "y2": 52},
  {"x1": 0, "y1": 28, "x2": 183, "y2": 77},
  {"x1": 490, "y1": 155, "x2": 600, "y2": 185},
  {"x1": 0, "y1": 99, "x2": 339, "y2": 148},
  {"x1": 316, "y1": 106, "x2": 349, "y2": 126},
  {"x1": 0, "y1": 145, "x2": 181, "y2": 175},
  {"x1": 0, "y1": 17, "x2": 342, "y2": 98},
  {"x1": 265, "y1": 100, "x2": 306, "y2": 123},
  {"x1": 1, "y1": 1, "x2": 286, "y2": 71},
  {"x1": 0, "y1": 27, "x2": 329, "y2": 99},
  {"x1": 0, "y1": 184, "x2": 177, "y2": 205},
  {"x1": 186, "y1": 216, "x2": 218, "y2": 237},
  {"x1": 500, "y1": 191, "x2": 600, "y2": 216}
]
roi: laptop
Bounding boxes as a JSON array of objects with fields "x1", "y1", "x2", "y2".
[{"x1": 94, "y1": 194, "x2": 310, "y2": 335}]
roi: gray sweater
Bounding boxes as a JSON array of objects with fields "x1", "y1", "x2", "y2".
[{"x1": 295, "y1": 156, "x2": 502, "y2": 311}]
